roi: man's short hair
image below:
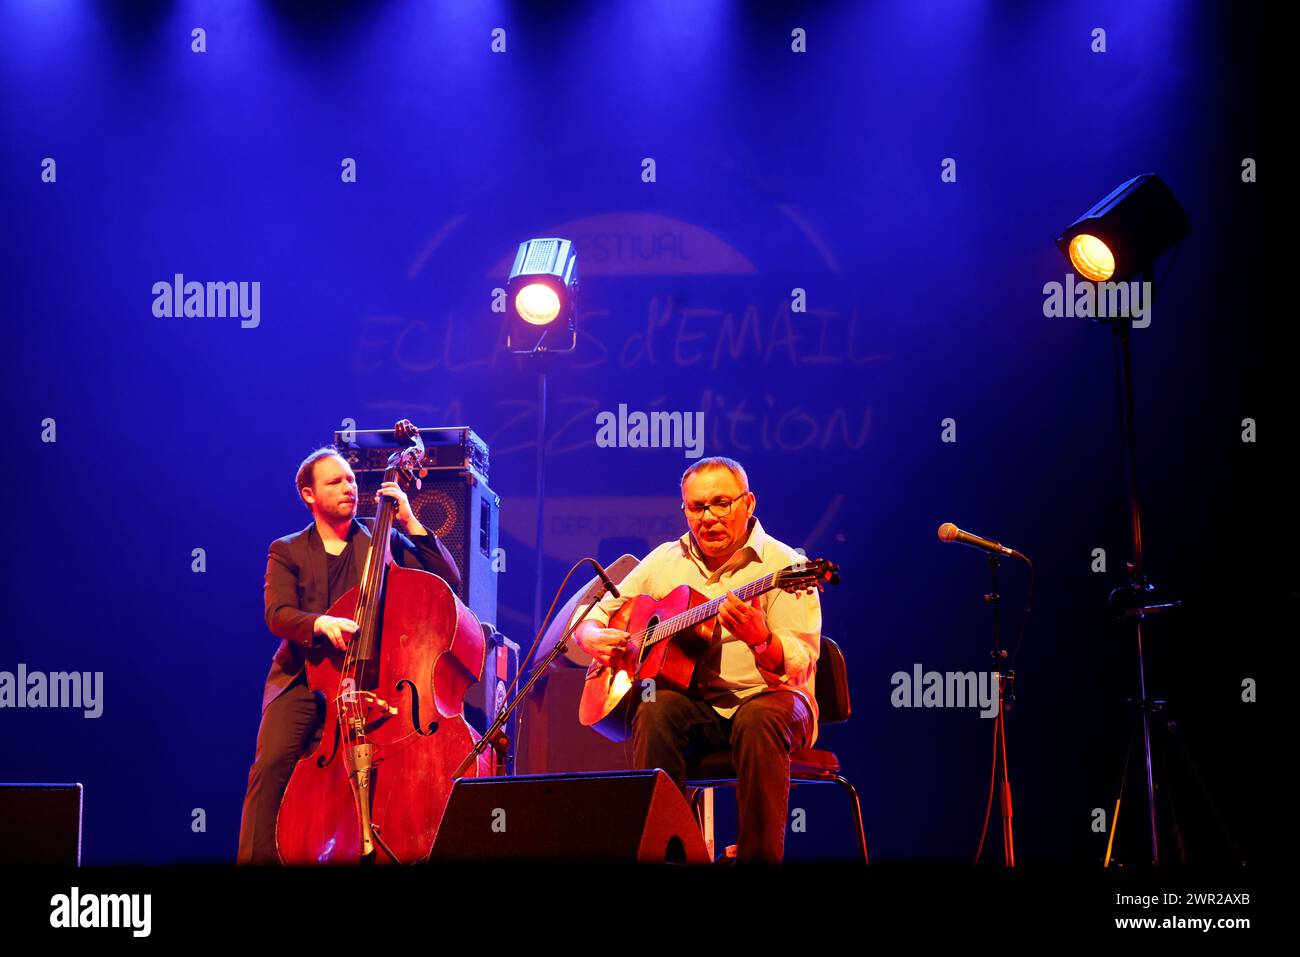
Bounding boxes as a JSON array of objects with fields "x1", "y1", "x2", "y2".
[
  {"x1": 680, "y1": 456, "x2": 749, "y2": 493},
  {"x1": 295, "y1": 447, "x2": 344, "y2": 510}
]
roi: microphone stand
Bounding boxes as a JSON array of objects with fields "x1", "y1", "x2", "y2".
[
  {"x1": 985, "y1": 554, "x2": 1016, "y2": 866},
  {"x1": 451, "y1": 582, "x2": 612, "y2": 781},
  {"x1": 940, "y1": 526, "x2": 1027, "y2": 867}
]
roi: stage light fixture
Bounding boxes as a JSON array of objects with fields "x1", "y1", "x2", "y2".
[
  {"x1": 505, "y1": 238, "x2": 578, "y2": 353},
  {"x1": 1056, "y1": 174, "x2": 1190, "y2": 284},
  {"x1": 1054, "y1": 174, "x2": 1224, "y2": 867},
  {"x1": 515, "y1": 283, "x2": 562, "y2": 325},
  {"x1": 500, "y1": 236, "x2": 579, "y2": 640},
  {"x1": 1067, "y1": 234, "x2": 1115, "y2": 281}
]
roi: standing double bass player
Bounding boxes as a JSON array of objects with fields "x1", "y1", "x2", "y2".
[{"x1": 236, "y1": 445, "x2": 460, "y2": 865}]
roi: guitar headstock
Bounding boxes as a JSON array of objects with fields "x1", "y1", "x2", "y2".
[
  {"x1": 394, "y1": 418, "x2": 422, "y2": 449},
  {"x1": 386, "y1": 419, "x2": 426, "y2": 492},
  {"x1": 776, "y1": 558, "x2": 841, "y2": 596}
]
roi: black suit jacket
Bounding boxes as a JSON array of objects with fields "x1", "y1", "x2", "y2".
[{"x1": 260, "y1": 518, "x2": 461, "y2": 710}]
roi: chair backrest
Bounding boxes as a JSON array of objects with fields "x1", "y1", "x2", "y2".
[{"x1": 813, "y1": 636, "x2": 851, "y2": 725}]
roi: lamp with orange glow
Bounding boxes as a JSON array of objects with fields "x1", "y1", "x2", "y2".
[
  {"x1": 1056, "y1": 174, "x2": 1189, "y2": 286},
  {"x1": 505, "y1": 238, "x2": 578, "y2": 354},
  {"x1": 1055, "y1": 174, "x2": 1197, "y2": 867}
]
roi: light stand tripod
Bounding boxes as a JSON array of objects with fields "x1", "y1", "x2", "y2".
[
  {"x1": 1098, "y1": 270, "x2": 1240, "y2": 866},
  {"x1": 1101, "y1": 273, "x2": 1172, "y2": 866},
  {"x1": 531, "y1": 352, "x2": 548, "y2": 641}
]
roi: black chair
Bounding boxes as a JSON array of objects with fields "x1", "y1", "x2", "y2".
[{"x1": 685, "y1": 636, "x2": 869, "y2": 862}]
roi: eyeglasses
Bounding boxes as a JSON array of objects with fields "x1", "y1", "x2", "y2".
[{"x1": 680, "y1": 492, "x2": 750, "y2": 519}]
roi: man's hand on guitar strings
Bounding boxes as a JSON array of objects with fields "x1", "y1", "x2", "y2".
[
  {"x1": 576, "y1": 625, "x2": 630, "y2": 667},
  {"x1": 719, "y1": 591, "x2": 770, "y2": 648}
]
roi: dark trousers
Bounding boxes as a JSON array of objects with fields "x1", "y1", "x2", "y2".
[
  {"x1": 235, "y1": 672, "x2": 324, "y2": 865},
  {"x1": 632, "y1": 687, "x2": 813, "y2": 864}
]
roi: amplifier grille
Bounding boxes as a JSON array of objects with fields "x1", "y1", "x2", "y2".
[{"x1": 354, "y1": 470, "x2": 496, "y2": 624}]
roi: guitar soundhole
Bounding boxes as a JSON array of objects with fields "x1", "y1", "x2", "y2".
[{"x1": 639, "y1": 617, "x2": 658, "y2": 667}]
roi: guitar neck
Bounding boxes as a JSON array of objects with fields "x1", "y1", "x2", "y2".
[{"x1": 647, "y1": 572, "x2": 778, "y2": 647}]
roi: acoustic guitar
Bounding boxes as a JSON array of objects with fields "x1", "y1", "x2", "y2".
[{"x1": 577, "y1": 558, "x2": 839, "y2": 742}]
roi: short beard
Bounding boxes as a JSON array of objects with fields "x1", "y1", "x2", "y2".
[{"x1": 318, "y1": 501, "x2": 355, "y2": 524}]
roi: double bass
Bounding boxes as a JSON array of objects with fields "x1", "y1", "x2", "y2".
[{"x1": 276, "y1": 420, "x2": 489, "y2": 864}]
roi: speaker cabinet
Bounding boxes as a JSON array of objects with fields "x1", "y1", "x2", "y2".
[
  {"x1": 463, "y1": 623, "x2": 520, "y2": 774},
  {"x1": 429, "y1": 770, "x2": 709, "y2": 863},
  {"x1": 0, "y1": 783, "x2": 83, "y2": 865},
  {"x1": 357, "y1": 469, "x2": 499, "y2": 627}
]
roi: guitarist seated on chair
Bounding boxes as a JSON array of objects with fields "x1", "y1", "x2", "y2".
[{"x1": 574, "y1": 456, "x2": 819, "y2": 864}]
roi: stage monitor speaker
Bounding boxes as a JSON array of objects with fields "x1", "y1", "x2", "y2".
[
  {"x1": 428, "y1": 770, "x2": 709, "y2": 864},
  {"x1": 356, "y1": 469, "x2": 499, "y2": 627},
  {"x1": 0, "y1": 783, "x2": 83, "y2": 865}
]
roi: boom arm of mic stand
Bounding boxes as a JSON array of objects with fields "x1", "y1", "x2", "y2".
[{"x1": 450, "y1": 596, "x2": 607, "y2": 780}]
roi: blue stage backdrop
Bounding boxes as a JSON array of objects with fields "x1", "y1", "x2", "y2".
[{"x1": 2, "y1": 1, "x2": 1264, "y2": 864}]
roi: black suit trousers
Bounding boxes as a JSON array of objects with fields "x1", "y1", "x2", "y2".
[{"x1": 235, "y1": 672, "x2": 324, "y2": 865}]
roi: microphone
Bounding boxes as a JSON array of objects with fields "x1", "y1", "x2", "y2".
[
  {"x1": 937, "y1": 522, "x2": 1028, "y2": 562},
  {"x1": 586, "y1": 558, "x2": 621, "y2": 599}
]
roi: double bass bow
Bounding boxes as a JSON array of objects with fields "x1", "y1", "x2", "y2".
[{"x1": 275, "y1": 420, "x2": 489, "y2": 864}]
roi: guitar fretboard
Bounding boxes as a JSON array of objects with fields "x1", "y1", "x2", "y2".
[{"x1": 640, "y1": 571, "x2": 778, "y2": 648}]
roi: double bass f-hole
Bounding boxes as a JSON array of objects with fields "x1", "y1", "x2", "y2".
[
  {"x1": 396, "y1": 677, "x2": 439, "y2": 735},
  {"x1": 316, "y1": 718, "x2": 342, "y2": 770}
]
